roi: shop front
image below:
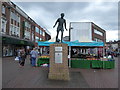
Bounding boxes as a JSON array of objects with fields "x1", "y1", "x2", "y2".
[{"x1": 2, "y1": 36, "x2": 34, "y2": 57}]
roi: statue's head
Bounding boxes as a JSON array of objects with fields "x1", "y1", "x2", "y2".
[{"x1": 61, "y1": 13, "x2": 64, "y2": 18}]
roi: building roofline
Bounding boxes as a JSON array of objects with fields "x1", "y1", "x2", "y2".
[
  {"x1": 6, "y1": 1, "x2": 37, "y2": 24},
  {"x1": 70, "y1": 22, "x2": 93, "y2": 23},
  {"x1": 70, "y1": 21, "x2": 106, "y2": 32},
  {"x1": 92, "y1": 22, "x2": 106, "y2": 32},
  {"x1": 45, "y1": 29, "x2": 51, "y2": 35}
]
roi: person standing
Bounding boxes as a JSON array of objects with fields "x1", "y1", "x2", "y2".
[
  {"x1": 19, "y1": 48, "x2": 26, "y2": 67},
  {"x1": 30, "y1": 48, "x2": 38, "y2": 67},
  {"x1": 29, "y1": 49, "x2": 32, "y2": 64},
  {"x1": 18, "y1": 49, "x2": 21, "y2": 63}
]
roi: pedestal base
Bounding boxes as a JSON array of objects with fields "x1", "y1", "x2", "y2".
[
  {"x1": 49, "y1": 73, "x2": 70, "y2": 81},
  {"x1": 48, "y1": 43, "x2": 70, "y2": 81}
]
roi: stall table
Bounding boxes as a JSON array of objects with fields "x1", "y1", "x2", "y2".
[
  {"x1": 71, "y1": 59, "x2": 91, "y2": 69},
  {"x1": 91, "y1": 60, "x2": 103, "y2": 69},
  {"x1": 103, "y1": 60, "x2": 115, "y2": 69},
  {"x1": 37, "y1": 58, "x2": 49, "y2": 67}
]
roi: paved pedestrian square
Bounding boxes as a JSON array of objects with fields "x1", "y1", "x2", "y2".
[{"x1": 2, "y1": 56, "x2": 118, "y2": 88}]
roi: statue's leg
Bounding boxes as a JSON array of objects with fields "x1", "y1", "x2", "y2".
[
  {"x1": 56, "y1": 30, "x2": 59, "y2": 42},
  {"x1": 61, "y1": 31, "x2": 64, "y2": 42}
]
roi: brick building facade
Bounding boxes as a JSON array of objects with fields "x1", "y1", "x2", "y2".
[{"x1": 1, "y1": 1, "x2": 51, "y2": 57}]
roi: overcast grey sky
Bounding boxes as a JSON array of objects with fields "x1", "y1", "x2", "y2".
[{"x1": 12, "y1": 1, "x2": 118, "y2": 41}]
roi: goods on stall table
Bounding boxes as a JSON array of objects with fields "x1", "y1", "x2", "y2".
[
  {"x1": 39, "y1": 55, "x2": 50, "y2": 58},
  {"x1": 37, "y1": 55, "x2": 50, "y2": 67},
  {"x1": 101, "y1": 58, "x2": 108, "y2": 61},
  {"x1": 87, "y1": 58, "x2": 98, "y2": 60},
  {"x1": 41, "y1": 64, "x2": 49, "y2": 67}
]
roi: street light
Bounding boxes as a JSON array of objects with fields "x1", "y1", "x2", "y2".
[
  {"x1": 68, "y1": 27, "x2": 73, "y2": 68},
  {"x1": 69, "y1": 27, "x2": 73, "y2": 41}
]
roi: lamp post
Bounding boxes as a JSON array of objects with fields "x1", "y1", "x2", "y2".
[
  {"x1": 68, "y1": 27, "x2": 73, "y2": 68},
  {"x1": 69, "y1": 27, "x2": 73, "y2": 41}
]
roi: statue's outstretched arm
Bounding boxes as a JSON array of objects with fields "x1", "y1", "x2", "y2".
[
  {"x1": 53, "y1": 19, "x2": 58, "y2": 28},
  {"x1": 64, "y1": 20, "x2": 67, "y2": 31}
]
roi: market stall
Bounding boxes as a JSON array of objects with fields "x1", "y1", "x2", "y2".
[
  {"x1": 37, "y1": 55, "x2": 49, "y2": 67},
  {"x1": 37, "y1": 41, "x2": 115, "y2": 69}
]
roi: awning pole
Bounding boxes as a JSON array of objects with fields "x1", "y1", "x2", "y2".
[
  {"x1": 103, "y1": 47, "x2": 105, "y2": 57},
  {"x1": 69, "y1": 46, "x2": 71, "y2": 68}
]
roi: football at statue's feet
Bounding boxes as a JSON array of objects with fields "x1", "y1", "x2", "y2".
[{"x1": 56, "y1": 39, "x2": 60, "y2": 43}]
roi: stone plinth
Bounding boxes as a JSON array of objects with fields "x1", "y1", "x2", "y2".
[{"x1": 48, "y1": 43, "x2": 70, "y2": 80}]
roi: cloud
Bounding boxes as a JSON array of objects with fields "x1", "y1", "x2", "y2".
[
  {"x1": 12, "y1": 1, "x2": 118, "y2": 41},
  {"x1": 106, "y1": 30, "x2": 118, "y2": 41}
]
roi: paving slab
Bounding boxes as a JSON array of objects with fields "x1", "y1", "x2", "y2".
[{"x1": 2, "y1": 56, "x2": 118, "y2": 88}]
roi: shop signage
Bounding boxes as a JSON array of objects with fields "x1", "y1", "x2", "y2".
[{"x1": 20, "y1": 41, "x2": 24, "y2": 44}]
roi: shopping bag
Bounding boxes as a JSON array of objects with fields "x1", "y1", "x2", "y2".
[{"x1": 15, "y1": 57, "x2": 19, "y2": 61}]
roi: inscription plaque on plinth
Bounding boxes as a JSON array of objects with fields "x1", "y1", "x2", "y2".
[
  {"x1": 55, "y1": 47, "x2": 62, "y2": 51},
  {"x1": 55, "y1": 53, "x2": 62, "y2": 63},
  {"x1": 48, "y1": 43, "x2": 70, "y2": 80}
]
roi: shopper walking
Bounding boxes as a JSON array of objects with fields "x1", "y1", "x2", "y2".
[
  {"x1": 19, "y1": 48, "x2": 26, "y2": 67},
  {"x1": 17, "y1": 49, "x2": 21, "y2": 63},
  {"x1": 30, "y1": 48, "x2": 38, "y2": 67},
  {"x1": 29, "y1": 49, "x2": 33, "y2": 65}
]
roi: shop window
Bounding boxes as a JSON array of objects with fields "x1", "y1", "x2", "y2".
[
  {"x1": 40, "y1": 29, "x2": 43, "y2": 35},
  {"x1": 43, "y1": 31, "x2": 45, "y2": 36},
  {"x1": 35, "y1": 36, "x2": 39, "y2": 42},
  {"x1": 18, "y1": 16, "x2": 20, "y2": 22},
  {"x1": 16, "y1": 14, "x2": 20, "y2": 22},
  {"x1": 15, "y1": 20, "x2": 17, "y2": 26},
  {"x1": 2, "y1": 21, "x2": 5, "y2": 32},
  {"x1": 40, "y1": 38, "x2": 42, "y2": 41},
  {"x1": 3, "y1": 46, "x2": 13, "y2": 56},
  {"x1": 35, "y1": 27, "x2": 39, "y2": 33},
  {"x1": 24, "y1": 30, "x2": 30, "y2": 39},
  {"x1": 94, "y1": 29, "x2": 103, "y2": 36},
  {"x1": 25, "y1": 22, "x2": 27, "y2": 27},
  {"x1": 14, "y1": 27, "x2": 17, "y2": 35},
  {"x1": 28, "y1": 23, "x2": 31, "y2": 29},
  {"x1": 32, "y1": 33, "x2": 34, "y2": 41},
  {"x1": 24, "y1": 21, "x2": 30, "y2": 28},
  {"x1": 17, "y1": 22, "x2": 19, "y2": 27},
  {"x1": 94, "y1": 38, "x2": 102, "y2": 42},
  {"x1": 40, "y1": 29, "x2": 42, "y2": 35},
  {"x1": 2, "y1": 5, "x2": 5, "y2": 14},
  {"x1": 13, "y1": 20, "x2": 15, "y2": 25},
  {"x1": 11, "y1": 11, "x2": 15, "y2": 20},
  {"x1": 11, "y1": 19, "x2": 13, "y2": 24},
  {"x1": 32, "y1": 26, "x2": 34, "y2": 30},
  {"x1": 11, "y1": 11, "x2": 20, "y2": 23},
  {"x1": 10, "y1": 25, "x2": 14, "y2": 35},
  {"x1": 1, "y1": 19, "x2": 6, "y2": 33},
  {"x1": 16, "y1": 27, "x2": 20, "y2": 37}
]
